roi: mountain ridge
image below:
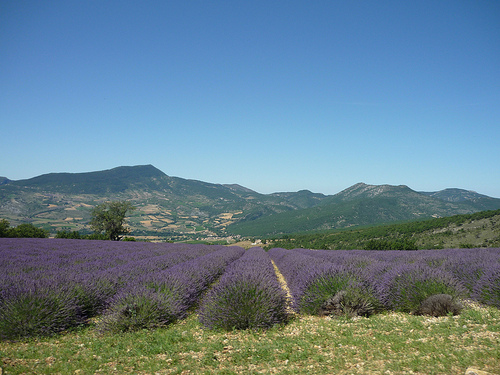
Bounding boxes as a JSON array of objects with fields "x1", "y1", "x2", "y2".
[
  {"x1": 1, "y1": 165, "x2": 499, "y2": 240},
  {"x1": 227, "y1": 182, "x2": 500, "y2": 236}
]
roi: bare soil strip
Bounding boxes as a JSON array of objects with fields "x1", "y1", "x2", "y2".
[{"x1": 271, "y1": 259, "x2": 296, "y2": 315}]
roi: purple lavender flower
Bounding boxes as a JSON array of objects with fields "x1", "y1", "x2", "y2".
[
  {"x1": 378, "y1": 263, "x2": 467, "y2": 313},
  {"x1": 98, "y1": 246, "x2": 245, "y2": 331},
  {"x1": 198, "y1": 247, "x2": 290, "y2": 330},
  {"x1": 473, "y1": 265, "x2": 500, "y2": 308},
  {"x1": 0, "y1": 238, "x2": 238, "y2": 337},
  {"x1": 268, "y1": 248, "x2": 381, "y2": 315}
]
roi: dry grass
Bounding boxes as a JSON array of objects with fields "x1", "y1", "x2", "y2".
[{"x1": 1, "y1": 301, "x2": 499, "y2": 375}]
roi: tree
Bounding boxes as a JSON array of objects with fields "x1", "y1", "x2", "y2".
[
  {"x1": 13, "y1": 223, "x2": 49, "y2": 238},
  {"x1": 1, "y1": 221, "x2": 49, "y2": 238},
  {"x1": 89, "y1": 201, "x2": 135, "y2": 241},
  {"x1": 0, "y1": 219, "x2": 10, "y2": 237}
]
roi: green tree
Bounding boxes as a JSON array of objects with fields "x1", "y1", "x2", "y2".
[
  {"x1": 0, "y1": 219, "x2": 11, "y2": 237},
  {"x1": 9, "y1": 223, "x2": 49, "y2": 238},
  {"x1": 89, "y1": 201, "x2": 135, "y2": 241}
]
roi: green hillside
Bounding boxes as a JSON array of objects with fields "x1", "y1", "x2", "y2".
[
  {"x1": 0, "y1": 165, "x2": 327, "y2": 240},
  {"x1": 228, "y1": 183, "x2": 500, "y2": 236},
  {"x1": 10, "y1": 165, "x2": 167, "y2": 194},
  {"x1": 2, "y1": 165, "x2": 500, "y2": 242},
  {"x1": 264, "y1": 209, "x2": 500, "y2": 250}
]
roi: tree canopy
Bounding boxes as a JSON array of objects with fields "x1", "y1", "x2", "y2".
[
  {"x1": 89, "y1": 201, "x2": 135, "y2": 241},
  {"x1": 0, "y1": 219, "x2": 49, "y2": 238}
]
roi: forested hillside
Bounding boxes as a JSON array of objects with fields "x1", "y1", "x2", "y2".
[
  {"x1": 265, "y1": 209, "x2": 500, "y2": 250},
  {"x1": 229, "y1": 183, "x2": 500, "y2": 236}
]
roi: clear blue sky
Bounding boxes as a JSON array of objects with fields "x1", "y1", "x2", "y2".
[{"x1": 1, "y1": 1, "x2": 499, "y2": 197}]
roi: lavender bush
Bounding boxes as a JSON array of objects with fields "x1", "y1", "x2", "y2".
[
  {"x1": 2, "y1": 238, "x2": 499, "y2": 338},
  {"x1": 416, "y1": 294, "x2": 463, "y2": 317},
  {"x1": 268, "y1": 248, "x2": 331, "y2": 311},
  {"x1": 439, "y1": 248, "x2": 499, "y2": 296},
  {"x1": 379, "y1": 263, "x2": 467, "y2": 314},
  {"x1": 300, "y1": 267, "x2": 381, "y2": 316},
  {"x1": 198, "y1": 247, "x2": 290, "y2": 330},
  {"x1": 473, "y1": 266, "x2": 500, "y2": 308},
  {"x1": 160, "y1": 245, "x2": 245, "y2": 310},
  {"x1": 68, "y1": 272, "x2": 120, "y2": 319},
  {"x1": 0, "y1": 238, "x2": 228, "y2": 338},
  {"x1": 269, "y1": 248, "x2": 381, "y2": 316},
  {"x1": 98, "y1": 246, "x2": 245, "y2": 332},
  {"x1": 97, "y1": 286, "x2": 183, "y2": 333},
  {"x1": 0, "y1": 280, "x2": 83, "y2": 340}
]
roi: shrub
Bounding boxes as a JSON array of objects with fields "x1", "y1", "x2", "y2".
[
  {"x1": 379, "y1": 263, "x2": 467, "y2": 314},
  {"x1": 55, "y1": 230, "x2": 83, "y2": 239},
  {"x1": 6, "y1": 223, "x2": 49, "y2": 238},
  {"x1": 416, "y1": 294, "x2": 463, "y2": 317},
  {"x1": 300, "y1": 269, "x2": 381, "y2": 316},
  {"x1": 364, "y1": 238, "x2": 417, "y2": 250},
  {"x1": 319, "y1": 287, "x2": 376, "y2": 318},
  {"x1": 473, "y1": 266, "x2": 500, "y2": 308},
  {"x1": 98, "y1": 286, "x2": 182, "y2": 333},
  {"x1": 199, "y1": 248, "x2": 289, "y2": 330},
  {"x1": 0, "y1": 282, "x2": 83, "y2": 340}
]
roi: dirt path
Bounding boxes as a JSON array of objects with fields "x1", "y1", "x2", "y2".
[{"x1": 271, "y1": 260, "x2": 296, "y2": 315}]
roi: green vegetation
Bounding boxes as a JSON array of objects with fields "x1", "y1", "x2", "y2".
[
  {"x1": 265, "y1": 209, "x2": 500, "y2": 250},
  {"x1": 0, "y1": 219, "x2": 48, "y2": 238},
  {"x1": 9, "y1": 165, "x2": 167, "y2": 195},
  {"x1": 3, "y1": 165, "x2": 500, "y2": 242},
  {"x1": 54, "y1": 230, "x2": 108, "y2": 240},
  {"x1": 90, "y1": 201, "x2": 136, "y2": 241},
  {"x1": 229, "y1": 184, "x2": 500, "y2": 237},
  {"x1": 1, "y1": 306, "x2": 499, "y2": 374}
]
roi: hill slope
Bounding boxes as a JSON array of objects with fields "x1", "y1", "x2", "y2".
[
  {"x1": 265, "y1": 209, "x2": 500, "y2": 250},
  {"x1": 227, "y1": 183, "x2": 500, "y2": 236},
  {"x1": 9, "y1": 165, "x2": 166, "y2": 194},
  {"x1": 0, "y1": 165, "x2": 327, "y2": 240},
  {"x1": 2, "y1": 166, "x2": 499, "y2": 240},
  {"x1": 420, "y1": 188, "x2": 500, "y2": 211}
]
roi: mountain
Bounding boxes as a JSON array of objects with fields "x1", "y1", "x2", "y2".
[
  {"x1": 0, "y1": 165, "x2": 327, "y2": 240},
  {"x1": 269, "y1": 190, "x2": 328, "y2": 209},
  {"x1": 9, "y1": 165, "x2": 167, "y2": 194},
  {"x1": 227, "y1": 183, "x2": 500, "y2": 236},
  {"x1": 1, "y1": 166, "x2": 499, "y2": 241},
  {"x1": 420, "y1": 188, "x2": 500, "y2": 211}
]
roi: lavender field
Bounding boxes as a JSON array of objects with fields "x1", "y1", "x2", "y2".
[{"x1": 1, "y1": 238, "x2": 499, "y2": 341}]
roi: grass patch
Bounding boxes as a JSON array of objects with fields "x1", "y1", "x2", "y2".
[{"x1": 1, "y1": 303, "x2": 499, "y2": 374}]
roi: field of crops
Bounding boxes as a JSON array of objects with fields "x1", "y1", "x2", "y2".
[{"x1": 1, "y1": 238, "x2": 500, "y2": 341}]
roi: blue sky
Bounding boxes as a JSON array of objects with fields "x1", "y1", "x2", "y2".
[{"x1": 1, "y1": 1, "x2": 499, "y2": 197}]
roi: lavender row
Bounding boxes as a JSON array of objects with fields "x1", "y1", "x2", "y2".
[
  {"x1": 97, "y1": 246, "x2": 245, "y2": 333},
  {"x1": 0, "y1": 238, "x2": 236, "y2": 339},
  {"x1": 268, "y1": 248, "x2": 379, "y2": 316},
  {"x1": 198, "y1": 247, "x2": 290, "y2": 330},
  {"x1": 272, "y1": 247, "x2": 500, "y2": 315},
  {"x1": 292, "y1": 247, "x2": 500, "y2": 307},
  {"x1": 0, "y1": 238, "x2": 222, "y2": 303},
  {"x1": 0, "y1": 238, "x2": 220, "y2": 277}
]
